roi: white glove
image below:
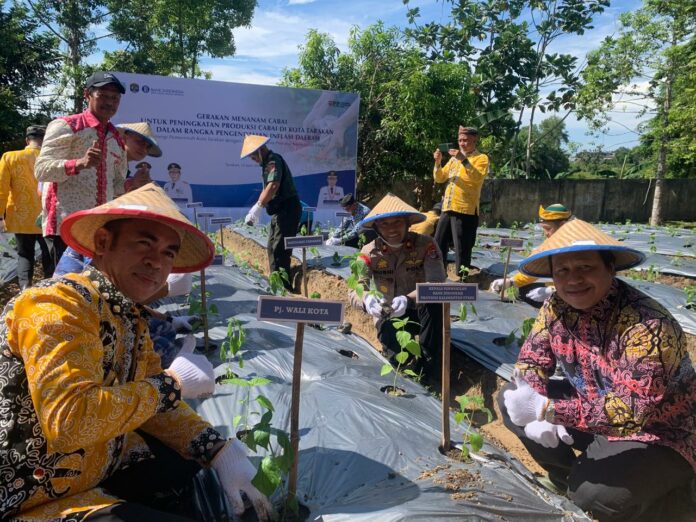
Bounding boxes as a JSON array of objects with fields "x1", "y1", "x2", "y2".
[
  {"x1": 503, "y1": 369, "x2": 549, "y2": 427},
  {"x1": 170, "y1": 314, "x2": 198, "y2": 332},
  {"x1": 490, "y1": 278, "x2": 510, "y2": 293},
  {"x1": 245, "y1": 202, "x2": 263, "y2": 226},
  {"x1": 527, "y1": 286, "x2": 554, "y2": 303},
  {"x1": 167, "y1": 273, "x2": 193, "y2": 297},
  {"x1": 390, "y1": 295, "x2": 408, "y2": 317},
  {"x1": 168, "y1": 336, "x2": 215, "y2": 398},
  {"x1": 524, "y1": 420, "x2": 574, "y2": 448},
  {"x1": 325, "y1": 236, "x2": 341, "y2": 246},
  {"x1": 211, "y1": 439, "x2": 272, "y2": 520},
  {"x1": 363, "y1": 293, "x2": 384, "y2": 318}
]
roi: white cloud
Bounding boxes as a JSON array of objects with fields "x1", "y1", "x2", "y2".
[
  {"x1": 287, "y1": 0, "x2": 318, "y2": 4},
  {"x1": 205, "y1": 64, "x2": 282, "y2": 86}
]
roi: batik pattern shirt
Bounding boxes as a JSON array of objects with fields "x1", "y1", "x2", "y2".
[
  {"x1": 0, "y1": 268, "x2": 224, "y2": 521},
  {"x1": 516, "y1": 278, "x2": 696, "y2": 470},
  {"x1": 333, "y1": 202, "x2": 369, "y2": 244},
  {"x1": 34, "y1": 110, "x2": 127, "y2": 236},
  {"x1": 0, "y1": 145, "x2": 43, "y2": 234}
]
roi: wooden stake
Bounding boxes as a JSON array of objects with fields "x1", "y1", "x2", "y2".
[
  {"x1": 219, "y1": 224, "x2": 224, "y2": 250},
  {"x1": 288, "y1": 322, "x2": 305, "y2": 501},
  {"x1": 500, "y1": 247, "x2": 512, "y2": 301},
  {"x1": 302, "y1": 248, "x2": 308, "y2": 297},
  {"x1": 440, "y1": 302, "x2": 451, "y2": 452},
  {"x1": 200, "y1": 268, "x2": 210, "y2": 352}
]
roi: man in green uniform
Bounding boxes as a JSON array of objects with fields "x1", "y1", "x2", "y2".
[{"x1": 240, "y1": 135, "x2": 301, "y2": 289}]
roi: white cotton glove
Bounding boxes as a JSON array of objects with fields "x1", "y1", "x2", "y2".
[
  {"x1": 167, "y1": 273, "x2": 193, "y2": 297},
  {"x1": 524, "y1": 420, "x2": 574, "y2": 448},
  {"x1": 245, "y1": 203, "x2": 263, "y2": 226},
  {"x1": 325, "y1": 236, "x2": 341, "y2": 246},
  {"x1": 167, "y1": 336, "x2": 215, "y2": 399},
  {"x1": 527, "y1": 286, "x2": 554, "y2": 303},
  {"x1": 212, "y1": 439, "x2": 272, "y2": 521},
  {"x1": 170, "y1": 314, "x2": 199, "y2": 332},
  {"x1": 363, "y1": 293, "x2": 384, "y2": 318},
  {"x1": 390, "y1": 295, "x2": 408, "y2": 318},
  {"x1": 503, "y1": 369, "x2": 549, "y2": 427},
  {"x1": 490, "y1": 278, "x2": 511, "y2": 293}
]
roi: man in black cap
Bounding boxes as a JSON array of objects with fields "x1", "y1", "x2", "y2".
[
  {"x1": 163, "y1": 162, "x2": 193, "y2": 205},
  {"x1": 325, "y1": 193, "x2": 374, "y2": 247},
  {"x1": 35, "y1": 71, "x2": 128, "y2": 266},
  {"x1": 0, "y1": 125, "x2": 53, "y2": 289}
]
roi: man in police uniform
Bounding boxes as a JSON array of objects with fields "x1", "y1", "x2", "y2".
[
  {"x1": 350, "y1": 193, "x2": 446, "y2": 382},
  {"x1": 240, "y1": 135, "x2": 301, "y2": 289}
]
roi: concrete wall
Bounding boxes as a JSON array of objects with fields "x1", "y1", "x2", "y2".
[{"x1": 479, "y1": 179, "x2": 696, "y2": 226}]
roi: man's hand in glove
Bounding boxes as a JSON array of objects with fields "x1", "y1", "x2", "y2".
[
  {"x1": 170, "y1": 314, "x2": 200, "y2": 333},
  {"x1": 325, "y1": 236, "x2": 341, "y2": 246},
  {"x1": 212, "y1": 439, "x2": 273, "y2": 521},
  {"x1": 524, "y1": 420, "x2": 574, "y2": 449},
  {"x1": 490, "y1": 278, "x2": 511, "y2": 293},
  {"x1": 527, "y1": 286, "x2": 554, "y2": 303},
  {"x1": 363, "y1": 293, "x2": 384, "y2": 318},
  {"x1": 390, "y1": 295, "x2": 408, "y2": 317},
  {"x1": 503, "y1": 369, "x2": 549, "y2": 427},
  {"x1": 245, "y1": 202, "x2": 263, "y2": 226},
  {"x1": 167, "y1": 335, "x2": 215, "y2": 399}
]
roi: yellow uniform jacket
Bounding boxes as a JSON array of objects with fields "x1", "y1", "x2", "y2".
[
  {"x1": 0, "y1": 268, "x2": 224, "y2": 521},
  {"x1": 433, "y1": 151, "x2": 489, "y2": 215},
  {"x1": 0, "y1": 145, "x2": 42, "y2": 234}
]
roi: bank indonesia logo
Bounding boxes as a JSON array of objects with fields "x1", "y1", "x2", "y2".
[
  {"x1": 142, "y1": 85, "x2": 150, "y2": 93},
  {"x1": 129, "y1": 83, "x2": 139, "y2": 93}
]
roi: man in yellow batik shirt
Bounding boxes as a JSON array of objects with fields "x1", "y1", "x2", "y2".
[
  {"x1": 0, "y1": 125, "x2": 54, "y2": 289},
  {"x1": 432, "y1": 126, "x2": 489, "y2": 275}
]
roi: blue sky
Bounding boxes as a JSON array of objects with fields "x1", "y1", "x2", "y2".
[{"x1": 90, "y1": 0, "x2": 646, "y2": 150}]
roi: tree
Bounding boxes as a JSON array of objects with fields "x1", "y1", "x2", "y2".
[
  {"x1": 22, "y1": 0, "x2": 109, "y2": 113},
  {"x1": 105, "y1": 0, "x2": 257, "y2": 78},
  {"x1": 516, "y1": 116, "x2": 570, "y2": 179},
  {"x1": 577, "y1": 0, "x2": 695, "y2": 224},
  {"x1": 403, "y1": 0, "x2": 609, "y2": 178},
  {"x1": 0, "y1": 3, "x2": 59, "y2": 150},
  {"x1": 281, "y1": 24, "x2": 475, "y2": 208}
]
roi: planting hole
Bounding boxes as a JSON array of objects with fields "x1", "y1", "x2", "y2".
[{"x1": 337, "y1": 349, "x2": 359, "y2": 359}]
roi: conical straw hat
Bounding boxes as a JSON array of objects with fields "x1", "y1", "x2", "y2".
[
  {"x1": 117, "y1": 122, "x2": 162, "y2": 157},
  {"x1": 359, "y1": 193, "x2": 426, "y2": 229},
  {"x1": 240, "y1": 134, "x2": 270, "y2": 158},
  {"x1": 518, "y1": 219, "x2": 645, "y2": 277},
  {"x1": 60, "y1": 184, "x2": 214, "y2": 273},
  {"x1": 538, "y1": 203, "x2": 571, "y2": 221}
]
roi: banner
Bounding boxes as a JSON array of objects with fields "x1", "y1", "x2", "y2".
[{"x1": 114, "y1": 72, "x2": 359, "y2": 218}]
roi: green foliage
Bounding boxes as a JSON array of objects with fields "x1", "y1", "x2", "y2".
[
  {"x1": 331, "y1": 251, "x2": 341, "y2": 267},
  {"x1": 358, "y1": 233, "x2": 368, "y2": 249},
  {"x1": 267, "y1": 268, "x2": 289, "y2": 296},
  {"x1": 684, "y1": 285, "x2": 696, "y2": 308},
  {"x1": 381, "y1": 316, "x2": 422, "y2": 392},
  {"x1": 220, "y1": 318, "x2": 245, "y2": 380},
  {"x1": 345, "y1": 253, "x2": 369, "y2": 298},
  {"x1": 454, "y1": 395, "x2": 492, "y2": 458},
  {"x1": 457, "y1": 303, "x2": 477, "y2": 322},
  {"x1": 458, "y1": 265, "x2": 470, "y2": 281},
  {"x1": 104, "y1": 0, "x2": 256, "y2": 78},
  {"x1": 0, "y1": 3, "x2": 59, "y2": 149},
  {"x1": 186, "y1": 283, "x2": 218, "y2": 317},
  {"x1": 310, "y1": 291, "x2": 321, "y2": 299}
]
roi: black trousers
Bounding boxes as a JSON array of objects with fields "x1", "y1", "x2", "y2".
[
  {"x1": 90, "y1": 432, "x2": 202, "y2": 521},
  {"x1": 377, "y1": 304, "x2": 443, "y2": 380},
  {"x1": 44, "y1": 234, "x2": 67, "y2": 275},
  {"x1": 433, "y1": 210, "x2": 478, "y2": 272},
  {"x1": 15, "y1": 233, "x2": 54, "y2": 288},
  {"x1": 267, "y1": 197, "x2": 301, "y2": 285},
  {"x1": 498, "y1": 381, "x2": 694, "y2": 522}
]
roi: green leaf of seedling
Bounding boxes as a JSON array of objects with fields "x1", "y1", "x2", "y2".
[
  {"x1": 504, "y1": 330, "x2": 517, "y2": 346},
  {"x1": 458, "y1": 304, "x2": 467, "y2": 322},
  {"x1": 470, "y1": 303, "x2": 477, "y2": 316},
  {"x1": 395, "y1": 351, "x2": 409, "y2": 365},
  {"x1": 460, "y1": 444, "x2": 470, "y2": 459},
  {"x1": 251, "y1": 455, "x2": 282, "y2": 497},
  {"x1": 253, "y1": 427, "x2": 271, "y2": 450},
  {"x1": 249, "y1": 377, "x2": 272, "y2": 387},
  {"x1": 232, "y1": 414, "x2": 242, "y2": 429},
  {"x1": 482, "y1": 407, "x2": 494, "y2": 423},
  {"x1": 404, "y1": 369, "x2": 418, "y2": 377},
  {"x1": 209, "y1": 303, "x2": 218, "y2": 315},
  {"x1": 259, "y1": 410, "x2": 273, "y2": 426},
  {"x1": 454, "y1": 412, "x2": 465, "y2": 425},
  {"x1": 395, "y1": 330, "x2": 411, "y2": 349},
  {"x1": 225, "y1": 378, "x2": 253, "y2": 387},
  {"x1": 242, "y1": 430, "x2": 256, "y2": 451},
  {"x1": 381, "y1": 364, "x2": 394, "y2": 376},
  {"x1": 256, "y1": 395, "x2": 274, "y2": 412},
  {"x1": 405, "y1": 340, "x2": 421, "y2": 357},
  {"x1": 469, "y1": 432, "x2": 484, "y2": 453},
  {"x1": 392, "y1": 317, "x2": 408, "y2": 330}
]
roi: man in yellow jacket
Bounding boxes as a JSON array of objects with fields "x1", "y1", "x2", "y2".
[
  {"x1": 0, "y1": 125, "x2": 53, "y2": 289},
  {"x1": 432, "y1": 126, "x2": 489, "y2": 274}
]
